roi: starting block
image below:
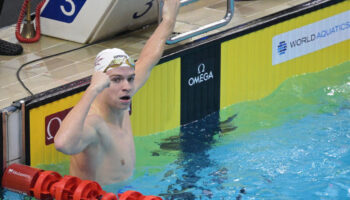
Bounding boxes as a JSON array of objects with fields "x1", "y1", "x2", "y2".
[{"x1": 40, "y1": 0, "x2": 159, "y2": 43}]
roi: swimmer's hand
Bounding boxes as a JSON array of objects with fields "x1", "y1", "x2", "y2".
[{"x1": 89, "y1": 71, "x2": 110, "y2": 93}]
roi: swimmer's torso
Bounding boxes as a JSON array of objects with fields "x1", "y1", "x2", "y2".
[{"x1": 69, "y1": 112, "x2": 135, "y2": 185}]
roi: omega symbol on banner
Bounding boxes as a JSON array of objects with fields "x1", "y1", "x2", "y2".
[
  {"x1": 188, "y1": 63, "x2": 214, "y2": 86},
  {"x1": 45, "y1": 108, "x2": 72, "y2": 145},
  {"x1": 181, "y1": 44, "x2": 220, "y2": 125},
  {"x1": 46, "y1": 117, "x2": 62, "y2": 141}
]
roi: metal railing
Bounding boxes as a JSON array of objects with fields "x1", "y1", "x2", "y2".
[{"x1": 159, "y1": 0, "x2": 235, "y2": 44}]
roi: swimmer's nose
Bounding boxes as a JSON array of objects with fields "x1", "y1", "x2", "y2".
[{"x1": 121, "y1": 79, "x2": 132, "y2": 92}]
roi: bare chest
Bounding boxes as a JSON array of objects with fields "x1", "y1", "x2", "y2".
[
  {"x1": 71, "y1": 124, "x2": 135, "y2": 184},
  {"x1": 100, "y1": 126, "x2": 135, "y2": 163}
]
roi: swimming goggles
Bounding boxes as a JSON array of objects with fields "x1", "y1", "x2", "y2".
[{"x1": 103, "y1": 56, "x2": 135, "y2": 72}]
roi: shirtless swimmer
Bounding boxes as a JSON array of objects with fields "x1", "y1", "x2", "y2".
[{"x1": 54, "y1": 0, "x2": 180, "y2": 186}]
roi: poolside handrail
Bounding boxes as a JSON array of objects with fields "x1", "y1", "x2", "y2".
[{"x1": 159, "y1": 0, "x2": 235, "y2": 44}]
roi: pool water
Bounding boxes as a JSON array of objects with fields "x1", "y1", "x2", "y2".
[
  {"x1": 123, "y1": 109, "x2": 350, "y2": 200},
  {"x1": 2, "y1": 61, "x2": 350, "y2": 200}
]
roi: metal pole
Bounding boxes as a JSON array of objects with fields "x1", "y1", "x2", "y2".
[
  {"x1": 20, "y1": 100, "x2": 26, "y2": 164},
  {"x1": 164, "y1": 0, "x2": 235, "y2": 44},
  {"x1": 2, "y1": 111, "x2": 8, "y2": 171}
]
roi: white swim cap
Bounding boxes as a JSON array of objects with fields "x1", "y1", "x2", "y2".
[{"x1": 94, "y1": 48, "x2": 134, "y2": 72}]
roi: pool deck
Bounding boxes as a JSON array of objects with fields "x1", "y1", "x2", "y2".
[{"x1": 0, "y1": 0, "x2": 308, "y2": 109}]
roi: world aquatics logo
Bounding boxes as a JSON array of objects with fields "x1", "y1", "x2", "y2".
[{"x1": 277, "y1": 41, "x2": 287, "y2": 55}]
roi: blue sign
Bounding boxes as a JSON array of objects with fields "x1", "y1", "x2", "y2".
[{"x1": 41, "y1": 0, "x2": 87, "y2": 23}]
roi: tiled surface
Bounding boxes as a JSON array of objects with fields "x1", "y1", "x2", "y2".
[{"x1": 0, "y1": 0, "x2": 309, "y2": 109}]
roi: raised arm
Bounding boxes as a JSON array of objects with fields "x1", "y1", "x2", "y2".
[
  {"x1": 134, "y1": 0, "x2": 180, "y2": 92},
  {"x1": 54, "y1": 72, "x2": 110, "y2": 155}
]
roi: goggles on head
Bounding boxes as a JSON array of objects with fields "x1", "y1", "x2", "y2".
[{"x1": 103, "y1": 55, "x2": 135, "y2": 72}]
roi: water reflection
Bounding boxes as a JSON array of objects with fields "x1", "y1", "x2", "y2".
[{"x1": 157, "y1": 112, "x2": 237, "y2": 199}]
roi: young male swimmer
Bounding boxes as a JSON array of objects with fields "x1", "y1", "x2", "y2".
[{"x1": 54, "y1": 0, "x2": 180, "y2": 186}]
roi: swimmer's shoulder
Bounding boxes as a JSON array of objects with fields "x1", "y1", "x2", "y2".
[
  {"x1": 86, "y1": 112, "x2": 106, "y2": 130},
  {"x1": 82, "y1": 113, "x2": 110, "y2": 147}
]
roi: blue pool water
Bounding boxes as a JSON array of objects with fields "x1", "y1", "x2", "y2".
[
  {"x1": 109, "y1": 63, "x2": 350, "y2": 200},
  {"x1": 2, "y1": 62, "x2": 350, "y2": 199},
  {"x1": 106, "y1": 109, "x2": 349, "y2": 200}
]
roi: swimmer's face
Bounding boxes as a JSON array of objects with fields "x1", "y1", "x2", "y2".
[{"x1": 104, "y1": 67, "x2": 135, "y2": 110}]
